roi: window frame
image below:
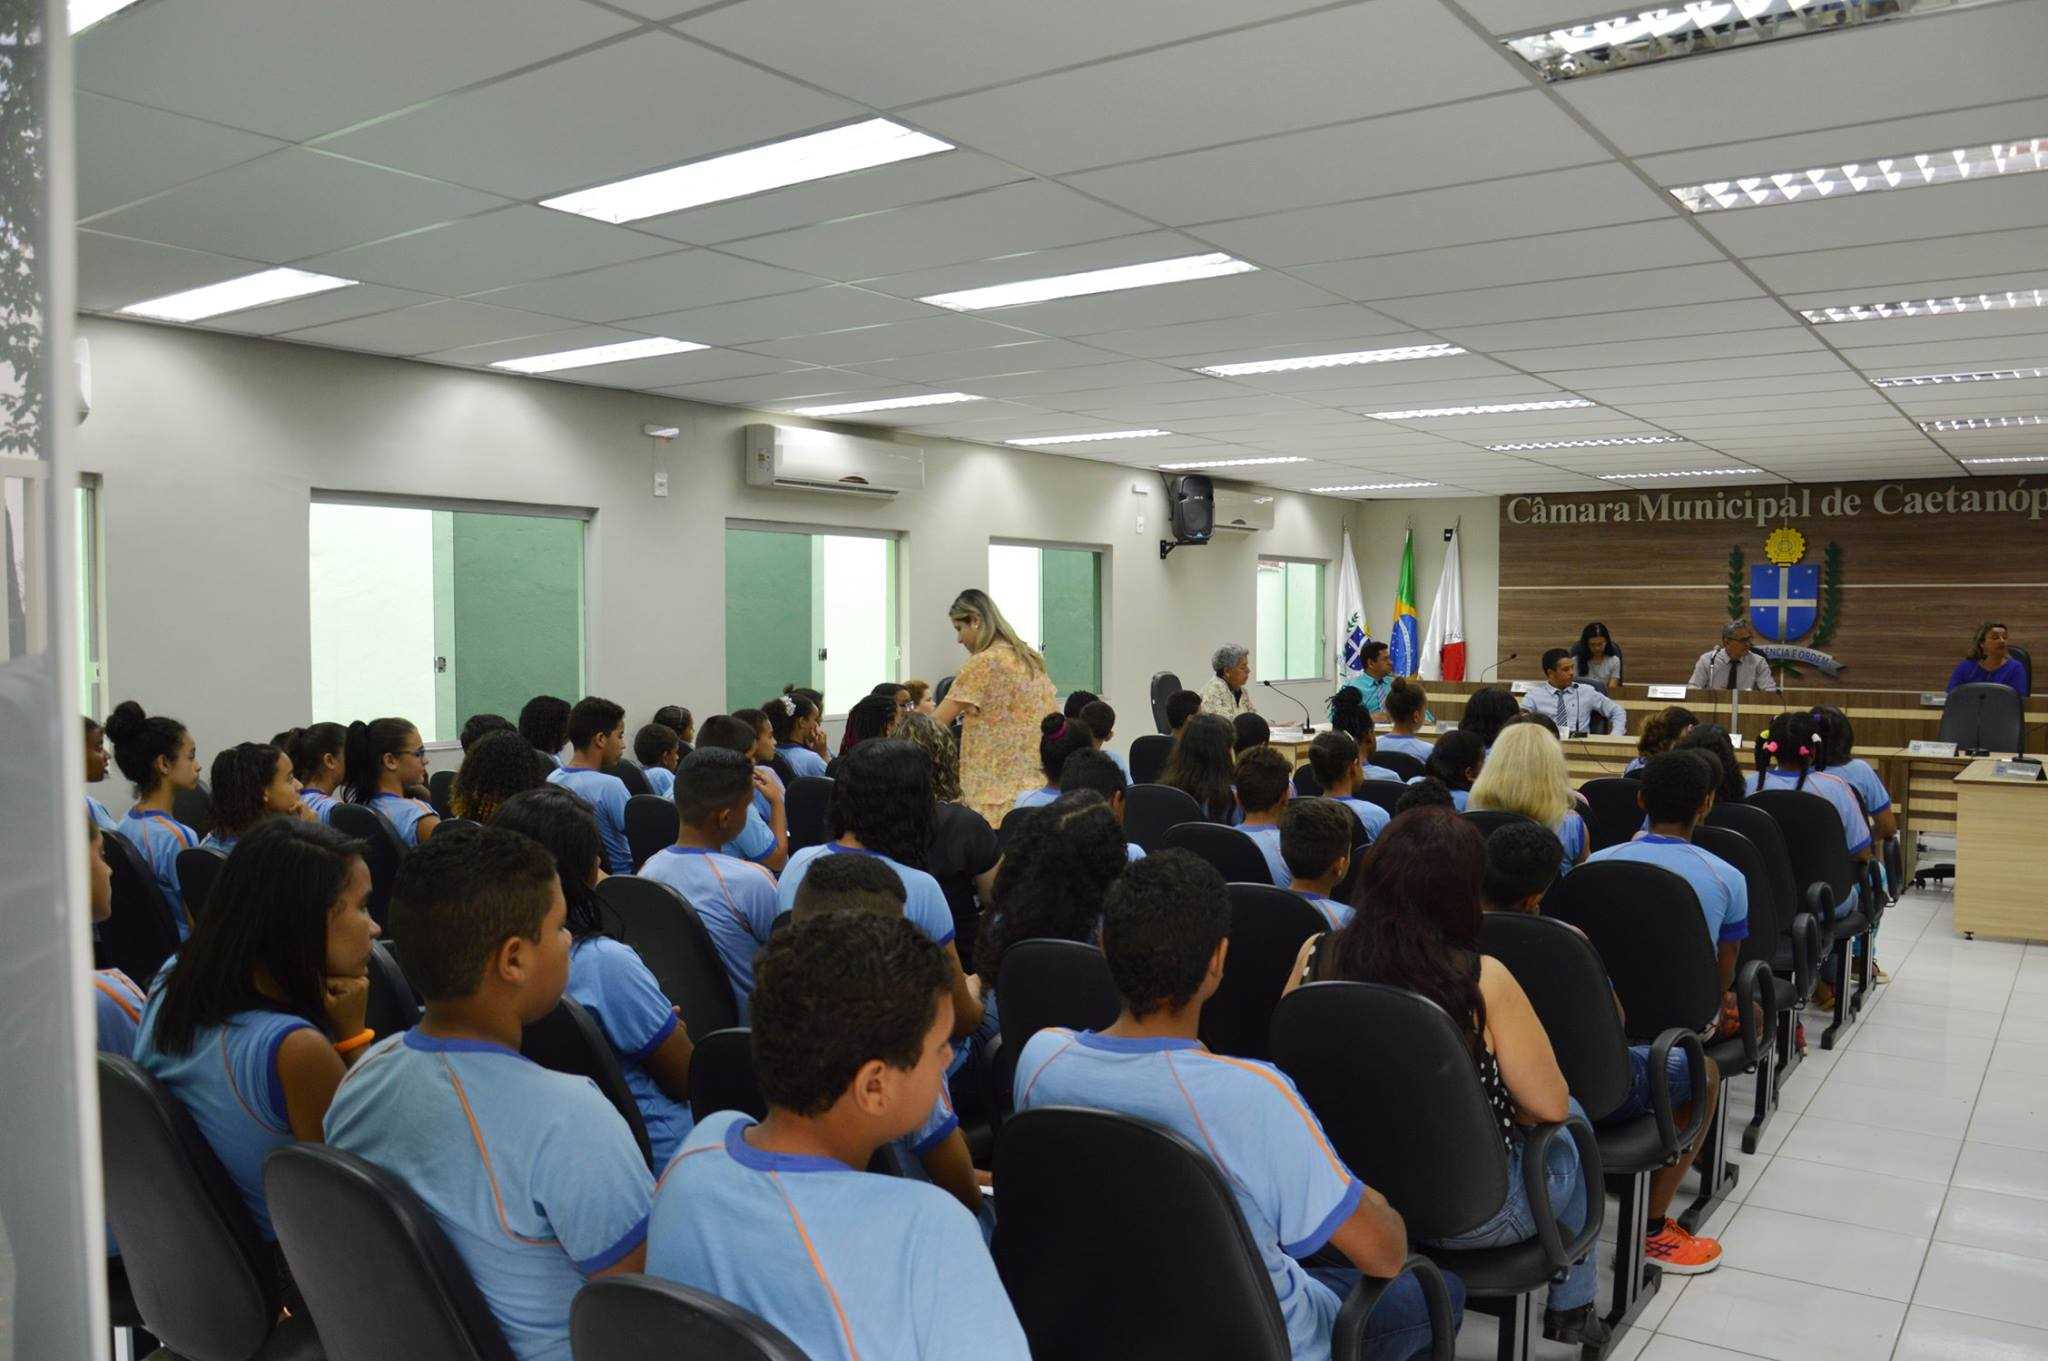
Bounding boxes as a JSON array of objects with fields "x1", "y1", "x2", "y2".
[
  {"x1": 724, "y1": 519, "x2": 903, "y2": 719},
  {"x1": 1256, "y1": 554, "x2": 1330, "y2": 683},
  {"x1": 987, "y1": 536, "x2": 1107, "y2": 698},
  {"x1": 75, "y1": 473, "x2": 105, "y2": 717}
]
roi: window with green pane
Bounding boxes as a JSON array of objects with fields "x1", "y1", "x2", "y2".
[
  {"x1": 1256, "y1": 558, "x2": 1325, "y2": 681},
  {"x1": 724, "y1": 525, "x2": 898, "y2": 715},
  {"x1": 987, "y1": 542, "x2": 1101, "y2": 699}
]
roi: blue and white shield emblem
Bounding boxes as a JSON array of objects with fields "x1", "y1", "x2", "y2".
[{"x1": 1749, "y1": 564, "x2": 1819, "y2": 642}]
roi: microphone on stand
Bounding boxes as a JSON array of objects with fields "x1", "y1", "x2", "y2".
[
  {"x1": 1479, "y1": 652, "x2": 1519, "y2": 681},
  {"x1": 1262, "y1": 681, "x2": 1316, "y2": 735}
]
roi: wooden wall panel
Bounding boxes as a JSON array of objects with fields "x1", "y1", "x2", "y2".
[{"x1": 1497, "y1": 475, "x2": 2048, "y2": 690}]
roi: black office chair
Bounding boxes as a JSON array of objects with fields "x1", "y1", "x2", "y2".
[
  {"x1": 1940, "y1": 681, "x2": 2025, "y2": 752},
  {"x1": 605, "y1": 762, "x2": 652, "y2": 797},
  {"x1": 1199, "y1": 884, "x2": 1325, "y2": 1061},
  {"x1": 1271, "y1": 984, "x2": 1601, "y2": 1361},
  {"x1": 1355, "y1": 779, "x2": 1410, "y2": 817},
  {"x1": 364, "y1": 940, "x2": 420, "y2": 1040},
  {"x1": 266, "y1": 1144, "x2": 515, "y2": 1361},
  {"x1": 1371, "y1": 749, "x2": 1427, "y2": 783},
  {"x1": 624, "y1": 794, "x2": 680, "y2": 871},
  {"x1": 521, "y1": 997, "x2": 654, "y2": 1169},
  {"x1": 1149, "y1": 670, "x2": 1184, "y2": 734},
  {"x1": 1293, "y1": 764, "x2": 1323, "y2": 797},
  {"x1": 427, "y1": 768, "x2": 457, "y2": 819},
  {"x1": 1462, "y1": 809, "x2": 1535, "y2": 839},
  {"x1": 688, "y1": 1027, "x2": 767, "y2": 1123},
  {"x1": 1161, "y1": 822, "x2": 1274, "y2": 886},
  {"x1": 594, "y1": 875, "x2": 740, "y2": 1041},
  {"x1": 1748, "y1": 788, "x2": 1872, "y2": 1048},
  {"x1": 784, "y1": 776, "x2": 834, "y2": 852},
  {"x1": 1694, "y1": 823, "x2": 1800, "y2": 1153},
  {"x1": 1331, "y1": 821, "x2": 1374, "y2": 905},
  {"x1": 996, "y1": 1107, "x2": 1456, "y2": 1361},
  {"x1": 1129, "y1": 734, "x2": 1173, "y2": 786},
  {"x1": 328, "y1": 802, "x2": 406, "y2": 934},
  {"x1": 435, "y1": 817, "x2": 482, "y2": 835},
  {"x1": 175, "y1": 845, "x2": 227, "y2": 926},
  {"x1": 173, "y1": 780, "x2": 214, "y2": 837},
  {"x1": 2010, "y1": 644, "x2": 2033, "y2": 697},
  {"x1": 1706, "y1": 801, "x2": 1822, "y2": 1076},
  {"x1": 1577, "y1": 777, "x2": 1643, "y2": 852},
  {"x1": 99, "y1": 830, "x2": 182, "y2": 984},
  {"x1": 96, "y1": 1056, "x2": 319, "y2": 1361},
  {"x1": 573, "y1": 1275, "x2": 807, "y2": 1361},
  {"x1": 993, "y1": 939, "x2": 1121, "y2": 1120},
  {"x1": 1123, "y1": 783, "x2": 1206, "y2": 852}
]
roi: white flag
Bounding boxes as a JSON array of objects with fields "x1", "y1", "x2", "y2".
[
  {"x1": 1334, "y1": 528, "x2": 1370, "y2": 685},
  {"x1": 1419, "y1": 528, "x2": 1466, "y2": 681}
]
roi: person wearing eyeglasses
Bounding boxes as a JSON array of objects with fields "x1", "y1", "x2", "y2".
[
  {"x1": 1571, "y1": 623, "x2": 1623, "y2": 688},
  {"x1": 1524, "y1": 650, "x2": 1628, "y2": 736},
  {"x1": 1686, "y1": 621, "x2": 1779, "y2": 693}
]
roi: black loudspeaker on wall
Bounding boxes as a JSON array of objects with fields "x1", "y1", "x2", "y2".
[{"x1": 1161, "y1": 474, "x2": 1213, "y2": 559}]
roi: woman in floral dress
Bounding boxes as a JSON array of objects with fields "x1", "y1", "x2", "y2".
[{"x1": 933, "y1": 588, "x2": 1059, "y2": 825}]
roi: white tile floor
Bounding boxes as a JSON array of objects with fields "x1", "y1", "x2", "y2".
[{"x1": 1456, "y1": 887, "x2": 2048, "y2": 1361}]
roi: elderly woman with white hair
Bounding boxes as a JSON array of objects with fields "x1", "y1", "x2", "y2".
[{"x1": 1196, "y1": 643, "x2": 1258, "y2": 723}]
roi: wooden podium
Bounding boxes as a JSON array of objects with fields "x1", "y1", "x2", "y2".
[{"x1": 1953, "y1": 759, "x2": 2048, "y2": 943}]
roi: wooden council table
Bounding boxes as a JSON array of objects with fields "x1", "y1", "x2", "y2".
[{"x1": 1952, "y1": 758, "x2": 2048, "y2": 943}]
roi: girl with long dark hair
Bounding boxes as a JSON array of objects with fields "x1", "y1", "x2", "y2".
[
  {"x1": 343, "y1": 716, "x2": 439, "y2": 846},
  {"x1": 202, "y1": 742, "x2": 310, "y2": 853},
  {"x1": 1160, "y1": 711, "x2": 1238, "y2": 823},
  {"x1": 284, "y1": 721, "x2": 348, "y2": 823}
]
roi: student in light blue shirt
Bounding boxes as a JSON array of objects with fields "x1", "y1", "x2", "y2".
[
  {"x1": 697, "y1": 714, "x2": 790, "y2": 872},
  {"x1": 135, "y1": 819, "x2": 381, "y2": 1239},
  {"x1": 86, "y1": 821, "x2": 147, "y2": 1056},
  {"x1": 325, "y1": 825, "x2": 653, "y2": 1361},
  {"x1": 85, "y1": 715, "x2": 121, "y2": 833},
  {"x1": 201, "y1": 740, "x2": 315, "y2": 857},
  {"x1": 344, "y1": 717, "x2": 441, "y2": 848},
  {"x1": 1306, "y1": 731, "x2": 1391, "y2": 844},
  {"x1": 1233, "y1": 745, "x2": 1297, "y2": 888},
  {"x1": 647, "y1": 913, "x2": 1028, "y2": 1361},
  {"x1": 765, "y1": 694, "x2": 829, "y2": 780},
  {"x1": 1016, "y1": 851, "x2": 1459, "y2": 1361},
  {"x1": 544, "y1": 698, "x2": 635, "y2": 874},
  {"x1": 1745, "y1": 711, "x2": 1871, "y2": 916},
  {"x1": 1811, "y1": 706, "x2": 1896, "y2": 838},
  {"x1": 1281, "y1": 798, "x2": 1358, "y2": 931},
  {"x1": 1076, "y1": 697, "x2": 1133, "y2": 781},
  {"x1": 1013, "y1": 714, "x2": 1095, "y2": 814},
  {"x1": 1327, "y1": 694, "x2": 1402, "y2": 784},
  {"x1": 1410, "y1": 729, "x2": 1483, "y2": 813},
  {"x1": 105, "y1": 700, "x2": 203, "y2": 934},
  {"x1": 1375, "y1": 677, "x2": 1437, "y2": 763},
  {"x1": 1058, "y1": 748, "x2": 1148, "y2": 861},
  {"x1": 638, "y1": 748, "x2": 785, "y2": 1019},
  {"x1": 633, "y1": 722, "x2": 682, "y2": 800},
  {"x1": 495, "y1": 788, "x2": 696, "y2": 1168},
  {"x1": 280, "y1": 721, "x2": 349, "y2": 826}
]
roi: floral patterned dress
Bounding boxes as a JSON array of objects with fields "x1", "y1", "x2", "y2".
[{"x1": 951, "y1": 641, "x2": 1059, "y2": 824}]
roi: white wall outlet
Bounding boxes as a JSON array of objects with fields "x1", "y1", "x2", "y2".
[{"x1": 653, "y1": 469, "x2": 669, "y2": 497}]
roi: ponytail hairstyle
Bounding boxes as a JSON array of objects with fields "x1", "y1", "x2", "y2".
[
  {"x1": 1327, "y1": 686, "x2": 1370, "y2": 736},
  {"x1": 653, "y1": 705, "x2": 695, "y2": 746},
  {"x1": 763, "y1": 694, "x2": 806, "y2": 746},
  {"x1": 1754, "y1": 710, "x2": 1822, "y2": 792},
  {"x1": 1635, "y1": 705, "x2": 1700, "y2": 760},
  {"x1": 343, "y1": 717, "x2": 417, "y2": 803},
  {"x1": 838, "y1": 694, "x2": 898, "y2": 758},
  {"x1": 209, "y1": 742, "x2": 288, "y2": 838},
  {"x1": 103, "y1": 700, "x2": 189, "y2": 797},
  {"x1": 491, "y1": 786, "x2": 607, "y2": 942},
  {"x1": 1810, "y1": 705, "x2": 1854, "y2": 768},
  {"x1": 1037, "y1": 713, "x2": 1097, "y2": 785},
  {"x1": 1385, "y1": 678, "x2": 1427, "y2": 728},
  {"x1": 1424, "y1": 729, "x2": 1485, "y2": 793},
  {"x1": 285, "y1": 721, "x2": 348, "y2": 784}
]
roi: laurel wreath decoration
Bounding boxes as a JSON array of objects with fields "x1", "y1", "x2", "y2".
[
  {"x1": 1726, "y1": 545, "x2": 1745, "y2": 620},
  {"x1": 1812, "y1": 541, "x2": 1843, "y2": 648}
]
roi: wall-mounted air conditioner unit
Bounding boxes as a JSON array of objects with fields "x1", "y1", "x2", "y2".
[
  {"x1": 743, "y1": 424, "x2": 925, "y2": 498},
  {"x1": 1212, "y1": 486, "x2": 1276, "y2": 533}
]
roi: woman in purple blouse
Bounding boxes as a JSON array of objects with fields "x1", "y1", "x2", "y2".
[{"x1": 1947, "y1": 621, "x2": 2028, "y2": 695}]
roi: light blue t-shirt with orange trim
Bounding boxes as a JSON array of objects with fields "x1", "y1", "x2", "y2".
[
  {"x1": 1375, "y1": 734, "x2": 1434, "y2": 762},
  {"x1": 299, "y1": 788, "x2": 339, "y2": 824},
  {"x1": 1296, "y1": 892, "x2": 1355, "y2": 931},
  {"x1": 368, "y1": 792, "x2": 437, "y2": 848},
  {"x1": 1014, "y1": 1029, "x2": 1364, "y2": 1361},
  {"x1": 1011, "y1": 785, "x2": 1060, "y2": 813},
  {"x1": 1556, "y1": 810, "x2": 1589, "y2": 873},
  {"x1": 641, "y1": 766, "x2": 675, "y2": 800},
  {"x1": 646, "y1": 1110, "x2": 1028, "y2": 1361},
  {"x1": 1332, "y1": 795, "x2": 1390, "y2": 843},
  {"x1": 88, "y1": 795, "x2": 120, "y2": 834},
  {"x1": 723, "y1": 802, "x2": 777, "y2": 864},
  {"x1": 116, "y1": 807, "x2": 198, "y2": 936},
  {"x1": 325, "y1": 1030, "x2": 653, "y2": 1361},
  {"x1": 93, "y1": 969, "x2": 146, "y2": 1056},
  {"x1": 774, "y1": 843, "x2": 955, "y2": 948},
  {"x1": 1746, "y1": 767, "x2": 1868, "y2": 913},
  {"x1": 638, "y1": 846, "x2": 781, "y2": 1021},
  {"x1": 776, "y1": 744, "x2": 828, "y2": 781},
  {"x1": 1830, "y1": 757, "x2": 1892, "y2": 817},
  {"x1": 1403, "y1": 777, "x2": 1469, "y2": 811},
  {"x1": 567, "y1": 937, "x2": 692, "y2": 1167},
  {"x1": 547, "y1": 766, "x2": 634, "y2": 874},
  {"x1": 132, "y1": 989, "x2": 314, "y2": 1239},
  {"x1": 1586, "y1": 832, "x2": 1750, "y2": 945},
  {"x1": 1239, "y1": 823, "x2": 1294, "y2": 887}
]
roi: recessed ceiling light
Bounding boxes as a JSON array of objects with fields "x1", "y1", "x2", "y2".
[
  {"x1": 1598, "y1": 468, "x2": 1762, "y2": 480},
  {"x1": 921, "y1": 254, "x2": 1256, "y2": 312},
  {"x1": 1308, "y1": 481, "x2": 1439, "y2": 492},
  {"x1": 1672, "y1": 137, "x2": 2048, "y2": 214},
  {"x1": 1366, "y1": 399, "x2": 1595, "y2": 420},
  {"x1": 1962, "y1": 454, "x2": 2048, "y2": 464},
  {"x1": 787, "y1": 392, "x2": 983, "y2": 417},
  {"x1": 1006, "y1": 429, "x2": 1172, "y2": 447},
  {"x1": 1802, "y1": 287, "x2": 2047, "y2": 324},
  {"x1": 542, "y1": 119, "x2": 953, "y2": 225},
  {"x1": 1871, "y1": 366, "x2": 2048, "y2": 388},
  {"x1": 490, "y1": 336, "x2": 707, "y2": 374},
  {"x1": 1197, "y1": 343, "x2": 1465, "y2": 376},
  {"x1": 1501, "y1": 0, "x2": 1998, "y2": 83},
  {"x1": 1487, "y1": 435, "x2": 1689, "y2": 451},
  {"x1": 70, "y1": 0, "x2": 144, "y2": 32},
  {"x1": 1157, "y1": 457, "x2": 1308, "y2": 469},
  {"x1": 1919, "y1": 415, "x2": 2048, "y2": 432},
  {"x1": 119, "y1": 268, "x2": 357, "y2": 322}
]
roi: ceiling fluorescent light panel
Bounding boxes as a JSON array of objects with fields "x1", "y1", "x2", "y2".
[
  {"x1": 787, "y1": 392, "x2": 982, "y2": 417},
  {"x1": 1198, "y1": 343, "x2": 1464, "y2": 376},
  {"x1": 1366, "y1": 399, "x2": 1594, "y2": 420},
  {"x1": 922, "y1": 254, "x2": 1255, "y2": 311},
  {"x1": 1308, "y1": 481, "x2": 1438, "y2": 492},
  {"x1": 1157, "y1": 457, "x2": 1307, "y2": 469},
  {"x1": 1672, "y1": 136, "x2": 2047, "y2": 213},
  {"x1": 119, "y1": 268, "x2": 357, "y2": 322},
  {"x1": 1803, "y1": 287, "x2": 2047, "y2": 324},
  {"x1": 1599, "y1": 467, "x2": 1761, "y2": 480},
  {"x1": 1870, "y1": 366, "x2": 2048, "y2": 388},
  {"x1": 1007, "y1": 429, "x2": 1170, "y2": 446},
  {"x1": 490, "y1": 336, "x2": 706, "y2": 374},
  {"x1": 1962, "y1": 455, "x2": 2048, "y2": 464},
  {"x1": 1919, "y1": 415, "x2": 2047, "y2": 432},
  {"x1": 1487, "y1": 435, "x2": 1688, "y2": 451}
]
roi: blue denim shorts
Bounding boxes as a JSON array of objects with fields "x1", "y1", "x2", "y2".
[{"x1": 1604, "y1": 1044, "x2": 1695, "y2": 1123}]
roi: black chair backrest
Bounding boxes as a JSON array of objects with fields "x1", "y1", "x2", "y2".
[
  {"x1": 522, "y1": 997, "x2": 653, "y2": 1167},
  {"x1": 573, "y1": 1274, "x2": 807, "y2": 1361},
  {"x1": 96, "y1": 1054, "x2": 276, "y2": 1361},
  {"x1": 995, "y1": 1106, "x2": 1291, "y2": 1361},
  {"x1": 173, "y1": 780, "x2": 214, "y2": 837},
  {"x1": 328, "y1": 801, "x2": 406, "y2": 933},
  {"x1": 1940, "y1": 681, "x2": 2024, "y2": 750},
  {"x1": 428, "y1": 768, "x2": 456, "y2": 818},
  {"x1": 687, "y1": 1026, "x2": 766, "y2": 1123},
  {"x1": 595, "y1": 875, "x2": 740, "y2": 1038},
  {"x1": 175, "y1": 846, "x2": 226, "y2": 922},
  {"x1": 2010, "y1": 644, "x2": 2034, "y2": 697},
  {"x1": 606, "y1": 761, "x2": 652, "y2": 797},
  {"x1": 1577, "y1": 777, "x2": 1643, "y2": 852},
  {"x1": 1356, "y1": 778, "x2": 1409, "y2": 816},
  {"x1": 1372, "y1": 749, "x2": 1427, "y2": 782},
  {"x1": 365, "y1": 939, "x2": 420, "y2": 1039},
  {"x1": 1692, "y1": 824, "x2": 1783, "y2": 968},
  {"x1": 996, "y1": 939, "x2": 1122, "y2": 1060},
  {"x1": 1747, "y1": 787, "x2": 1857, "y2": 913},
  {"x1": 933, "y1": 674, "x2": 955, "y2": 706},
  {"x1": 1199, "y1": 884, "x2": 1326, "y2": 1060},
  {"x1": 266, "y1": 1143, "x2": 517, "y2": 1361},
  {"x1": 1547, "y1": 860, "x2": 1721, "y2": 1039},
  {"x1": 1123, "y1": 783, "x2": 1205, "y2": 852},
  {"x1": 1292, "y1": 763, "x2": 1322, "y2": 797},
  {"x1": 1705, "y1": 801, "x2": 1800, "y2": 936},
  {"x1": 436, "y1": 817, "x2": 482, "y2": 834},
  {"x1": 1149, "y1": 670, "x2": 1183, "y2": 734},
  {"x1": 1129, "y1": 733, "x2": 1173, "y2": 787},
  {"x1": 783, "y1": 776, "x2": 834, "y2": 852},
  {"x1": 623, "y1": 794, "x2": 680, "y2": 872},
  {"x1": 1462, "y1": 808, "x2": 1535, "y2": 839},
  {"x1": 1477, "y1": 913, "x2": 1633, "y2": 1122},
  {"x1": 1161, "y1": 822, "x2": 1273, "y2": 885},
  {"x1": 1269, "y1": 983, "x2": 1508, "y2": 1239},
  {"x1": 99, "y1": 829, "x2": 181, "y2": 984}
]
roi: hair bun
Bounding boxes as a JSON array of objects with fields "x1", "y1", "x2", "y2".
[
  {"x1": 1332, "y1": 688, "x2": 1364, "y2": 711},
  {"x1": 103, "y1": 699, "x2": 147, "y2": 744},
  {"x1": 1040, "y1": 713, "x2": 1067, "y2": 737}
]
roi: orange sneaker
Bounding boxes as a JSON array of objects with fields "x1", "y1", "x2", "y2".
[{"x1": 1645, "y1": 1222, "x2": 1722, "y2": 1275}]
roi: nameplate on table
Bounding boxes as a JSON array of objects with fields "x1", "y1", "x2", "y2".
[
  {"x1": 1436, "y1": 721, "x2": 1461, "y2": 735},
  {"x1": 1920, "y1": 692, "x2": 1948, "y2": 708},
  {"x1": 1268, "y1": 727, "x2": 1307, "y2": 743},
  {"x1": 1510, "y1": 680, "x2": 1533, "y2": 695},
  {"x1": 1646, "y1": 684, "x2": 1688, "y2": 700},
  {"x1": 1907, "y1": 740, "x2": 1959, "y2": 757},
  {"x1": 1992, "y1": 760, "x2": 2046, "y2": 781}
]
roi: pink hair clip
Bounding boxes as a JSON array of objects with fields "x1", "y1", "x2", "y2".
[{"x1": 1762, "y1": 740, "x2": 1779, "y2": 753}]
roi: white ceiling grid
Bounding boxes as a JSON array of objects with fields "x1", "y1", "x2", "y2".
[{"x1": 73, "y1": 0, "x2": 2048, "y2": 497}]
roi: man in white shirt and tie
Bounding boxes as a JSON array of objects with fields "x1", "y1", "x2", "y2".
[
  {"x1": 1525, "y1": 648, "x2": 1628, "y2": 735},
  {"x1": 1686, "y1": 620, "x2": 1780, "y2": 693}
]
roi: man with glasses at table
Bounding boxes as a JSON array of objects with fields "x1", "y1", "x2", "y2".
[
  {"x1": 1524, "y1": 648, "x2": 1628, "y2": 736},
  {"x1": 1686, "y1": 621, "x2": 1780, "y2": 693}
]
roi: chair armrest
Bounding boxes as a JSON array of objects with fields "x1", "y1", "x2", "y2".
[
  {"x1": 1785, "y1": 910, "x2": 1817, "y2": 998},
  {"x1": 1333, "y1": 1254, "x2": 1458, "y2": 1361},
  {"x1": 1803, "y1": 882, "x2": 1837, "y2": 947},
  {"x1": 1520, "y1": 1113, "x2": 1604, "y2": 1270},
  {"x1": 1731, "y1": 959, "x2": 1770, "y2": 1068},
  {"x1": 1641, "y1": 1027, "x2": 1708, "y2": 1159}
]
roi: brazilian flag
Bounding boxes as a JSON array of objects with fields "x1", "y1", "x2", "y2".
[{"x1": 1389, "y1": 529, "x2": 1419, "y2": 676}]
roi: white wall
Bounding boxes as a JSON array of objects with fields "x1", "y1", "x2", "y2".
[
  {"x1": 76, "y1": 316, "x2": 1356, "y2": 798},
  {"x1": 1347, "y1": 494, "x2": 1502, "y2": 681}
]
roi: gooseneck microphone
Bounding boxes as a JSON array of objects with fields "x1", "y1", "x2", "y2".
[
  {"x1": 1262, "y1": 680, "x2": 1316, "y2": 735},
  {"x1": 1479, "y1": 652, "x2": 1519, "y2": 680}
]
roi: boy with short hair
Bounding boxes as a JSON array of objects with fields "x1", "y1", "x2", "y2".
[
  {"x1": 1165, "y1": 688, "x2": 1202, "y2": 738},
  {"x1": 325, "y1": 827, "x2": 653, "y2": 1361},
  {"x1": 637, "y1": 748, "x2": 781, "y2": 1020},
  {"x1": 696, "y1": 713, "x2": 788, "y2": 872},
  {"x1": 1233, "y1": 745, "x2": 1294, "y2": 887},
  {"x1": 518, "y1": 694, "x2": 571, "y2": 768},
  {"x1": 647, "y1": 914, "x2": 1029, "y2": 1361},
  {"x1": 1306, "y1": 730, "x2": 1391, "y2": 844},
  {"x1": 1279, "y1": 797, "x2": 1355, "y2": 930},
  {"x1": 1481, "y1": 822, "x2": 1565, "y2": 914},
  {"x1": 545, "y1": 697, "x2": 634, "y2": 874},
  {"x1": 1078, "y1": 699, "x2": 1130, "y2": 780},
  {"x1": 633, "y1": 722, "x2": 681, "y2": 799},
  {"x1": 1015, "y1": 852, "x2": 1459, "y2": 1361},
  {"x1": 1233, "y1": 711, "x2": 1272, "y2": 756},
  {"x1": 1059, "y1": 748, "x2": 1145, "y2": 861},
  {"x1": 791, "y1": 850, "x2": 908, "y2": 920}
]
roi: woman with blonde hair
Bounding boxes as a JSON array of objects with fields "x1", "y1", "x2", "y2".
[
  {"x1": 1470, "y1": 722, "x2": 1590, "y2": 871},
  {"x1": 934, "y1": 588, "x2": 1059, "y2": 823},
  {"x1": 895, "y1": 710, "x2": 964, "y2": 804}
]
